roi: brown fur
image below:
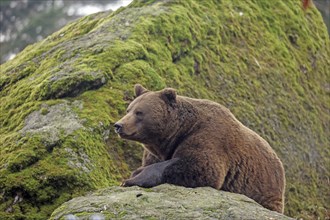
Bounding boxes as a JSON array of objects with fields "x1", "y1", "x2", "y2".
[{"x1": 115, "y1": 84, "x2": 286, "y2": 213}]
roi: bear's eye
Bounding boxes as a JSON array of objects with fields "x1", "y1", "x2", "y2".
[{"x1": 135, "y1": 111, "x2": 143, "y2": 116}]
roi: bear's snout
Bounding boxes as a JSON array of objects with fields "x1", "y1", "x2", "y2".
[{"x1": 114, "y1": 122, "x2": 123, "y2": 134}]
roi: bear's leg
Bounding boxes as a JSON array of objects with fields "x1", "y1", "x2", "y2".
[
  {"x1": 129, "y1": 167, "x2": 145, "y2": 178},
  {"x1": 260, "y1": 197, "x2": 284, "y2": 213},
  {"x1": 121, "y1": 158, "x2": 180, "y2": 188},
  {"x1": 162, "y1": 157, "x2": 226, "y2": 189},
  {"x1": 130, "y1": 149, "x2": 162, "y2": 178},
  {"x1": 142, "y1": 149, "x2": 162, "y2": 166}
]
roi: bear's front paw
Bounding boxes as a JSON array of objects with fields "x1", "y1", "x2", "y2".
[
  {"x1": 120, "y1": 179, "x2": 131, "y2": 187},
  {"x1": 120, "y1": 176, "x2": 153, "y2": 188}
]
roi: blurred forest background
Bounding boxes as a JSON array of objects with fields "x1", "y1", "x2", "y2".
[
  {"x1": 0, "y1": 0, "x2": 329, "y2": 64},
  {"x1": 0, "y1": 0, "x2": 132, "y2": 64}
]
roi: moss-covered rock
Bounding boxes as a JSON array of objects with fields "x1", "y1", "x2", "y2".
[
  {"x1": 0, "y1": 0, "x2": 329, "y2": 219},
  {"x1": 50, "y1": 184, "x2": 294, "y2": 220}
]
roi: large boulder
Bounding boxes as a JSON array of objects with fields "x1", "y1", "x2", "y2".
[
  {"x1": 0, "y1": 0, "x2": 329, "y2": 219},
  {"x1": 50, "y1": 184, "x2": 294, "y2": 220}
]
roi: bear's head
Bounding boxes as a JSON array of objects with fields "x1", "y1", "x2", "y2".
[{"x1": 114, "y1": 84, "x2": 178, "y2": 145}]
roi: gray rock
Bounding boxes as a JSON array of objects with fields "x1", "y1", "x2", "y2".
[
  {"x1": 20, "y1": 101, "x2": 84, "y2": 147},
  {"x1": 50, "y1": 184, "x2": 293, "y2": 220}
]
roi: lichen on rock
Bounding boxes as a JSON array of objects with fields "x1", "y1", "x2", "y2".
[
  {"x1": 20, "y1": 101, "x2": 84, "y2": 146},
  {"x1": 50, "y1": 184, "x2": 294, "y2": 220}
]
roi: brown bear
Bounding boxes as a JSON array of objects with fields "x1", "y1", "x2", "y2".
[{"x1": 114, "y1": 84, "x2": 285, "y2": 213}]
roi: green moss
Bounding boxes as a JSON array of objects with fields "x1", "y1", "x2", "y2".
[
  {"x1": 0, "y1": 0, "x2": 329, "y2": 219},
  {"x1": 40, "y1": 107, "x2": 49, "y2": 115}
]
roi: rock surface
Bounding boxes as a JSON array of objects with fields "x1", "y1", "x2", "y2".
[
  {"x1": 0, "y1": 0, "x2": 329, "y2": 219},
  {"x1": 50, "y1": 184, "x2": 293, "y2": 220}
]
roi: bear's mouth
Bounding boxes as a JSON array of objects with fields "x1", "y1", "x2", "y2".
[{"x1": 118, "y1": 131, "x2": 137, "y2": 139}]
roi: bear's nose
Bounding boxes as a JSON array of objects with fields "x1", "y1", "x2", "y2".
[{"x1": 114, "y1": 123, "x2": 123, "y2": 134}]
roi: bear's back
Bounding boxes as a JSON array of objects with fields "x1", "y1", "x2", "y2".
[{"x1": 178, "y1": 96, "x2": 236, "y2": 121}]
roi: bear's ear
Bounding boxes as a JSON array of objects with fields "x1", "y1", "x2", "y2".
[
  {"x1": 135, "y1": 84, "x2": 148, "y2": 97},
  {"x1": 160, "y1": 88, "x2": 177, "y2": 106}
]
